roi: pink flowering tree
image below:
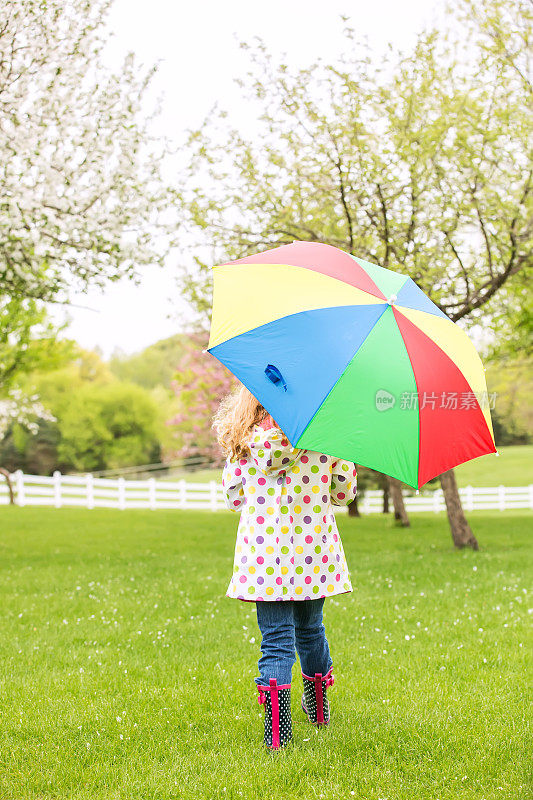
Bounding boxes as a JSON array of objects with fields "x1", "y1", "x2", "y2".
[{"x1": 167, "y1": 331, "x2": 237, "y2": 468}]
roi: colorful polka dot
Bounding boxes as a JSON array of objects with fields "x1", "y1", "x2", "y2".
[{"x1": 224, "y1": 427, "x2": 355, "y2": 601}]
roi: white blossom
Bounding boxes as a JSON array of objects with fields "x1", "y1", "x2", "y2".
[
  {"x1": 0, "y1": 388, "x2": 56, "y2": 441},
  {"x1": 0, "y1": 0, "x2": 179, "y2": 303}
]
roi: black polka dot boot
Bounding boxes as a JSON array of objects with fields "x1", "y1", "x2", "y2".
[
  {"x1": 301, "y1": 667, "x2": 334, "y2": 726},
  {"x1": 257, "y1": 678, "x2": 293, "y2": 749}
]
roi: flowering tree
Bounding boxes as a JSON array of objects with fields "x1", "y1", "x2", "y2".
[
  {"x1": 0, "y1": 389, "x2": 56, "y2": 441},
  {"x1": 167, "y1": 332, "x2": 237, "y2": 467},
  {"x1": 0, "y1": 0, "x2": 179, "y2": 464},
  {"x1": 0, "y1": 0, "x2": 178, "y2": 304},
  {"x1": 0, "y1": 388, "x2": 57, "y2": 500}
]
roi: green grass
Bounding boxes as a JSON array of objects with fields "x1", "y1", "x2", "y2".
[
  {"x1": 453, "y1": 445, "x2": 533, "y2": 488},
  {"x1": 167, "y1": 444, "x2": 533, "y2": 488},
  {"x1": 0, "y1": 508, "x2": 531, "y2": 800}
]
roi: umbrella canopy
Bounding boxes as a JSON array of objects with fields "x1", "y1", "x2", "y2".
[{"x1": 207, "y1": 241, "x2": 496, "y2": 489}]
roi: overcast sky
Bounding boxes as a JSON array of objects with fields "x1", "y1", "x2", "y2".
[{"x1": 48, "y1": 0, "x2": 447, "y2": 359}]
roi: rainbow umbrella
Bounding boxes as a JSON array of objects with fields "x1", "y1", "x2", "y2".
[{"x1": 206, "y1": 242, "x2": 496, "y2": 489}]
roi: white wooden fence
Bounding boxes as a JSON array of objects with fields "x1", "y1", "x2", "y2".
[{"x1": 0, "y1": 470, "x2": 532, "y2": 512}]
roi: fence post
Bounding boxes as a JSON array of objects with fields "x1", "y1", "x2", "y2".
[
  {"x1": 148, "y1": 477, "x2": 156, "y2": 510},
  {"x1": 179, "y1": 479, "x2": 186, "y2": 509},
  {"x1": 15, "y1": 470, "x2": 25, "y2": 506},
  {"x1": 466, "y1": 485, "x2": 474, "y2": 511},
  {"x1": 498, "y1": 484, "x2": 505, "y2": 512},
  {"x1": 53, "y1": 470, "x2": 62, "y2": 508},
  {"x1": 86, "y1": 473, "x2": 94, "y2": 509},
  {"x1": 118, "y1": 477, "x2": 126, "y2": 510},
  {"x1": 433, "y1": 489, "x2": 441, "y2": 513},
  {"x1": 529, "y1": 485, "x2": 533, "y2": 511},
  {"x1": 210, "y1": 480, "x2": 218, "y2": 511}
]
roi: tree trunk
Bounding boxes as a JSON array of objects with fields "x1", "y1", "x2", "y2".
[
  {"x1": 382, "y1": 480, "x2": 390, "y2": 514},
  {"x1": 388, "y1": 476, "x2": 410, "y2": 526},
  {"x1": 348, "y1": 496, "x2": 360, "y2": 517},
  {"x1": 439, "y1": 468, "x2": 479, "y2": 550},
  {"x1": 0, "y1": 468, "x2": 14, "y2": 505}
]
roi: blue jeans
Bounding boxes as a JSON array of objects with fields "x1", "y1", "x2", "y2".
[{"x1": 254, "y1": 598, "x2": 333, "y2": 686}]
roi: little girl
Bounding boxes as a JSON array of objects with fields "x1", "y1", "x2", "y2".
[{"x1": 212, "y1": 383, "x2": 357, "y2": 750}]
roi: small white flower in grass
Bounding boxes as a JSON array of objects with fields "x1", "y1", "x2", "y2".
[
  {"x1": 473, "y1": 566, "x2": 477, "y2": 571},
  {"x1": 405, "y1": 635, "x2": 410, "y2": 640},
  {"x1": 250, "y1": 637, "x2": 255, "y2": 644}
]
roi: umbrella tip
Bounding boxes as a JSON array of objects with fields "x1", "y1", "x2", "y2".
[
  {"x1": 202, "y1": 349, "x2": 208, "y2": 354},
  {"x1": 495, "y1": 450, "x2": 500, "y2": 456}
]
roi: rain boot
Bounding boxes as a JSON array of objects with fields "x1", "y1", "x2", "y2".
[
  {"x1": 257, "y1": 678, "x2": 292, "y2": 749},
  {"x1": 301, "y1": 667, "x2": 334, "y2": 726}
]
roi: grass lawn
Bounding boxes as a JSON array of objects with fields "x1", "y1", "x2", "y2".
[
  {"x1": 453, "y1": 445, "x2": 533, "y2": 488},
  {"x1": 168, "y1": 444, "x2": 533, "y2": 488},
  {"x1": 0, "y1": 507, "x2": 531, "y2": 800}
]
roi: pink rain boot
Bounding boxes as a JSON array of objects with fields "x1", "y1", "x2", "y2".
[
  {"x1": 301, "y1": 668, "x2": 334, "y2": 726},
  {"x1": 257, "y1": 678, "x2": 293, "y2": 749}
]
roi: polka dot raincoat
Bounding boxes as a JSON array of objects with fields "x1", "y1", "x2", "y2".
[{"x1": 222, "y1": 424, "x2": 357, "y2": 602}]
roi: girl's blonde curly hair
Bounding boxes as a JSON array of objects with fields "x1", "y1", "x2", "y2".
[{"x1": 212, "y1": 383, "x2": 277, "y2": 461}]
